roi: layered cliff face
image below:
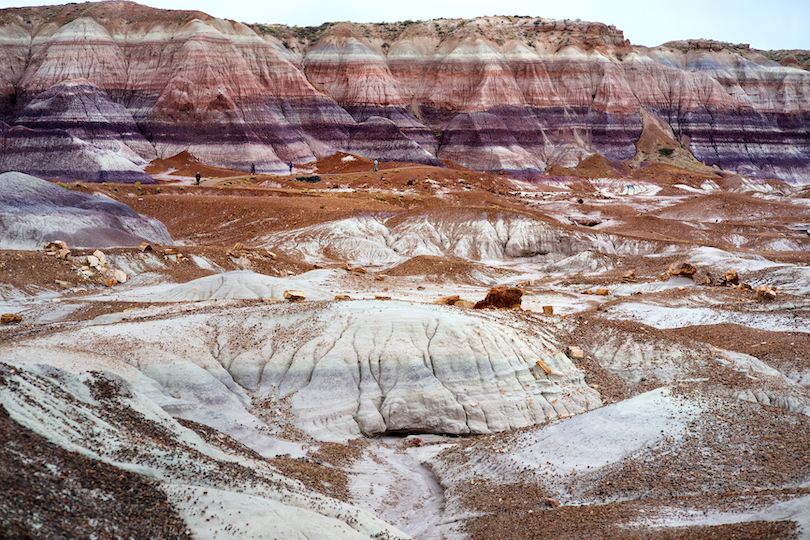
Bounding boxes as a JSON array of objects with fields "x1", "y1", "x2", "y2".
[{"x1": 0, "y1": 3, "x2": 808, "y2": 183}]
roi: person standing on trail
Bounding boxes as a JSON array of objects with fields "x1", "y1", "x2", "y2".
[
  {"x1": 195, "y1": 172, "x2": 201, "y2": 186},
  {"x1": 289, "y1": 161, "x2": 294, "y2": 174},
  {"x1": 250, "y1": 163, "x2": 255, "y2": 175},
  {"x1": 373, "y1": 159, "x2": 378, "y2": 172}
]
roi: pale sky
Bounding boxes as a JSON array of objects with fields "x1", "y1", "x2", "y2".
[{"x1": 2, "y1": 0, "x2": 808, "y2": 50}]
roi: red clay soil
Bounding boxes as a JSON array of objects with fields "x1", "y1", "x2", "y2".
[
  {"x1": 314, "y1": 152, "x2": 375, "y2": 174},
  {"x1": 146, "y1": 151, "x2": 251, "y2": 179}
]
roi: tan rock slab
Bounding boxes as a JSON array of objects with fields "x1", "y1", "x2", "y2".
[{"x1": 284, "y1": 290, "x2": 306, "y2": 302}]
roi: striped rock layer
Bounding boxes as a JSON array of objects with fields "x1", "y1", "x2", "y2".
[{"x1": 0, "y1": 3, "x2": 808, "y2": 182}]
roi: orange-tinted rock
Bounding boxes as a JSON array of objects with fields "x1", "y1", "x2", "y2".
[
  {"x1": 757, "y1": 286, "x2": 777, "y2": 301},
  {"x1": 668, "y1": 262, "x2": 697, "y2": 277},
  {"x1": 1, "y1": 313, "x2": 22, "y2": 324}
]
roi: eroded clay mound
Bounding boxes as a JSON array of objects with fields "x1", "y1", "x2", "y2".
[
  {"x1": 0, "y1": 171, "x2": 172, "y2": 249},
  {"x1": 2, "y1": 301, "x2": 600, "y2": 442},
  {"x1": 262, "y1": 213, "x2": 596, "y2": 268},
  {"x1": 148, "y1": 270, "x2": 333, "y2": 302}
]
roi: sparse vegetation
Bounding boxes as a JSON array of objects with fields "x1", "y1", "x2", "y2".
[{"x1": 658, "y1": 147, "x2": 675, "y2": 157}]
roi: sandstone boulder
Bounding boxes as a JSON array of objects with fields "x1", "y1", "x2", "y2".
[
  {"x1": 723, "y1": 269, "x2": 740, "y2": 285},
  {"x1": 474, "y1": 287, "x2": 523, "y2": 309},
  {"x1": 595, "y1": 288, "x2": 610, "y2": 296},
  {"x1": 93, "y1": 250, "x2": 107, "y2": 267},
  {"x1": 1, "y1": 313, "x2": 23, "y2": 324},
  {"x1": 284, "y1": 290, "x2": 306, "y2": 302},
  {"x1": 542, "y1": 305, "x2": 554, "y2": 316},
  {"x1": 668, "y1": 262, "x2": 697, "y2": 277},
  {"x1": 757, "y1": 286, "x2": 777, "y2": 301}
]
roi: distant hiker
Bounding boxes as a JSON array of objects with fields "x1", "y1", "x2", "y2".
[
  {"x1": 195, "y1": 172, "x2": 201, "y2": 186},
  {"x1": 250, "y1": 163, "x2": 255, "y2": 174},
  {"x1": 289, "y1": 161, "x2": 294, "y2": 173},
  {"x1": 373, "y1": 159, "x2": 378, "y2": 172}
]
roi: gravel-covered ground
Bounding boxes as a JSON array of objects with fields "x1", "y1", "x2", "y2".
[{"x1": 1, "y1": 157, "x2": 809, "y2": 539}]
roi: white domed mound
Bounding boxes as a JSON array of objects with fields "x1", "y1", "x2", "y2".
[
  {"x1": 1, "y1": 300, "x2": 600, "y2": 442},
  {"x1": 155, "y1": 270, "x2": 333, "y2": 302}
]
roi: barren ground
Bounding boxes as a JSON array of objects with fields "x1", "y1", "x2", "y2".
[{"x1": 2, "y1": 155, "x2": 809, "y2": 539}]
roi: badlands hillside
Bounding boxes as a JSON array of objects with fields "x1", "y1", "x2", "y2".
[
  {"x1": 0, "y1": 1, "x2": 810, "y2": 183},
  {"x1": 1, "y1": 2, "x2": 810, "y2": 540}
]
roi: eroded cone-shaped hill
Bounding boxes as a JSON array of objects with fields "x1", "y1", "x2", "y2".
[{"x1": 0, "y1": 3, "x2": 809, "y2": 182}]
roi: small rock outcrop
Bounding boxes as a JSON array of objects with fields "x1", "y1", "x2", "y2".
[
  {"x1": 44, "y1": 240, "x2": 71, "y2": 259},
  {"x1": 474, "y1": 287, "x2": 523, "y2": 309}
]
